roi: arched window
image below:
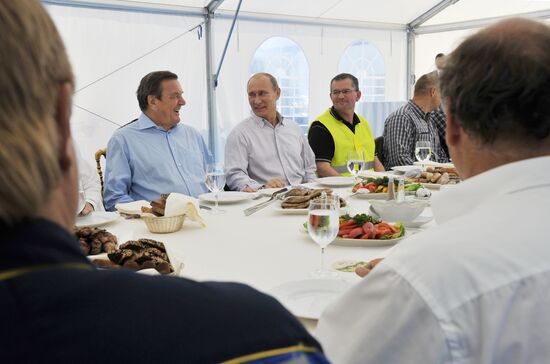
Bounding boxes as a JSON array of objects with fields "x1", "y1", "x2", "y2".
[
  {"x1": 339, "y1": 41, "x2": 393, "y2": 136},
  {"x1": 250, "y1": 37, "x2": 309, "y2": 133},
  {"x1": 338, "y1": 40, "x2": 385, "y2": 102}
]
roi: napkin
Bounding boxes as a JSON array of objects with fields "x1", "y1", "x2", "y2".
[
  {"x1": 115, "y1": 200, "x2": 150, "y2": 215},
  {"x1": 164, "y1": 193, "x2": 206, "y2": 227}
]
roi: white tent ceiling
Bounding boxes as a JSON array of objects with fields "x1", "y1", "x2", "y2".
[{"x1": 72, "y1": 0, "x2": 550, "y2": 28}]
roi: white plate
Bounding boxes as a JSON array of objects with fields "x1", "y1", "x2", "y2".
[
  {"x1": 413, "y1": 161, "x2": 455, "y2": 168},
  {"x1": 351, "y1": 189, "x2": 422, "y2": 200},
  {"x1": 75, "y1": 212, "x2": 119, "y2": 228},
  {"x1": 115, "y1": 200, "x2": 150, "y2": 215},
  {"x1": 269, "y1": 279, "x2": 351, "y2": 320},
  {"x1": 199, "y1": 191, "x2": 255, "y2": 204},
  {"x1": 258, "y1": 187, "x2": 289, "y2": 197},
  {"x1": 275, "y1": 201, "x2": 348, "y2": 215},
  {"x1": 315, "y1": 176, "x2": 356, "y2": 187},
  {"x1": 391, "y1": 165, "x2": 420, "y2": 174},
  {"x1": 301, "y1": 226, "x2": 405, "y2": 247},
  {"x1": 422, "y1": 182, "x2": 442, "y2": 190},
  {"x1": 333, "y1": 235, "x2": 404, "y2": 247},
  {"x1": 369, "y1": 206, "x2": 433, "y2": 228},
  {"x1": 357, "y1": 171, "x2": 394, "y2": 179}
]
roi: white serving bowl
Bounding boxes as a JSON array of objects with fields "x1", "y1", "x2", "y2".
[{"x1": 369, "y1": 199, "x2": 429, "y2": 222}]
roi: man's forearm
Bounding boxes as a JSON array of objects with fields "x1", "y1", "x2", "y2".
[{"x1": 316, "y1": 162, "x2": 340, "y2": 177}]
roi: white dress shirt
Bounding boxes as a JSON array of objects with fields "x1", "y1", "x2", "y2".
[
  {"x1": 317, "y1": 156, "x2": 550, "y2": 364},
  {"x1": 76, "y1": 147, "x2": 104, "y2": 212},
  {"x1": 225, "y1": 113, "x2": 316, "y2": 191}
]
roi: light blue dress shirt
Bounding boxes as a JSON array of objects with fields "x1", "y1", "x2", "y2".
[{"x1": 103, "y1": 113, "x2": 212, "y2": 210}]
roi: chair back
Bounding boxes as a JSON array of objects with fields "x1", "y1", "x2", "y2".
[
  {"x1": 375, "y1": 136, "x2": 385, "y2": 168},
  {"x1": 94, "y1": 148, "x2": 107, "y2": 195}
]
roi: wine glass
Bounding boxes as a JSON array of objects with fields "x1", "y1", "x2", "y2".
[
  {"x1": 205, "y1": 163, "x2": 226, "y2": 214},
  {"x1": 346, "y1": 150, "x2": 365, "y2": 179},
  {"x1": 308, "y1": 194, "x2": 340, "y2": 278},
  {"x1": 414, "y1": 141, "x2": 432, "y2": 170}
]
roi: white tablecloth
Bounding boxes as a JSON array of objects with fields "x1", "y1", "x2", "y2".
[{"x1": 102, "y1": 182, "x2": 437, "y2": 330}]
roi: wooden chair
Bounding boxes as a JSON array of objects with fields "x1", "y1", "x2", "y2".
[
  {"x1": 375, "y1": 136, "x2": 385, "y2": 168},
  {"x1": 94, "y1": 147, "x2": 107, "y2": 196}
]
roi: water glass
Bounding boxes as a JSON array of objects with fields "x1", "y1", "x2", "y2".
[
  {"x1": 414, "y1": 141, "x2": 432, "y2": 169},
  {"x1": 205, "y1": 163, "x2": 226, "y2": 214},
  {"x1": 346, "y1": 150, "x2": 365, "y2": 179},
  {"x1": 308, "y1": 194, "x2": 340, "y2": 278}
]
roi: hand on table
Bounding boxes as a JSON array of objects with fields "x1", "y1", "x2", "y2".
[
  {"x1": 264, "y1": 178, "x2": 285, "y2": 188},
  {"x1": 78, "y1": 202, "x2": 94, "y2": 216},
  {"x1": 355, "y1": 258, "x2": 384, "y2": 278},
  {"x1": 241, "y1": 187, "x2": 258, "y2": 192}
]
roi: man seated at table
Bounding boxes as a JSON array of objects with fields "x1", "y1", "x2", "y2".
[
  {"x1": 225, "y1": 73, "x2": 316, "y2": 191},
  {"x1": 317, "y1": 17, "x2": 550, "y2": 363},
  {"x1": 382, "y1": 71, "x2": 450, "y2": 169},
  {"x1": 432, "y1": 53, "x2": 450, "y2": 159},
  {"x1": 0, "y1": 2, "x2": 329, "y2": 362},
  {"x1": 103, "y1": 71, "x2": 211, "y2": 210},
  {"x1": 308, "y1": 73, "x2": 384, "y2": 176},
  {"x1": 76, "y1": 146, "x2": 104, "y2": 216}
]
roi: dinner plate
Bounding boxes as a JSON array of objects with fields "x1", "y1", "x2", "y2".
[
  {"x1": 369, "y1": 206, "x2": 433, "y2": 228},
  {"x1": 199, "y1": 191, "x2": 255, "y2": 204},
  {"x1": 300, "y1": 226, "x2": 405, "y2": 247},
  {"x1": 351, "y1": 188, "x2": 421, "y2": 200},
  {"x1": 274, "y1": 201, "x2": 348, "y2": 215},
  {"x1": 115, "y1": 200, "x2": 150, "y2": 215},
  {"x1": 413, "y1": 161, "x2": 455, "y2": 168},
  {"x1": 268, "y1": 279, "x2": 351, "y2": 320},
  {"x1": 75, "y1": 211, "x2": 119, "y2": 228},
  {"x1": 357, "y1": 171, "x2": 394, "y2": 179},
  {"x1": 391, "y1": 165, "x2": 421, "y2": 174},
  {"x1": 315, "y1": 176, "x2": 356, "y2": 187}
]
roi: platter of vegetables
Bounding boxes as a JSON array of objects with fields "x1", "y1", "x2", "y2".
[
  {"x1": 303, "y1": 213, "x2": 406, "y2": 247},
  {"x1": 351, "y1": 177, "x2": 423, "y2": 199}
]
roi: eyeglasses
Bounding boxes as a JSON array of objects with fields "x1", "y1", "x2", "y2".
[{"x1": 330, "y1": 89, "x2": 357, "y2": 96}]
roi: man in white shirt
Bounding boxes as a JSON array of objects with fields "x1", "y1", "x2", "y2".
[
  {"x1": 76, "y1": 147, "x2": 104, "y2": 215},
  {"x1": 224, "y1": 73, "x2": 316, "y2": 191},
  {"x1": 317, "y1": 18, "x2": 550, "y2": 364}
]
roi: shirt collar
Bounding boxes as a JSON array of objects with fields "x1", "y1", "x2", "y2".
[
  {"x1": 432, "y1": 156, "x2": 550, "y2": 225},
  {"x1": 250, "y1": 111, "x2": 285, "y2": 128},
  {"x1": 330, "y1": 106, "x2": 360, "y2": 126},
  {"x1": 407, "y1": 100, "x2": 430, "y2": 121},
  {"x1": 135, "y1": 113, "x2": 180, "y2": 131}
]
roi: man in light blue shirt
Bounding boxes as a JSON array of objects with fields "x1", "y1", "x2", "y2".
[{"x1": 103, "y1": 71, "x2": 211, "y2": 210}]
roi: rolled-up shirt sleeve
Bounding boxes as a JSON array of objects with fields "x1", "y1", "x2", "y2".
[{"x1": 103, "y1": 134, "x2": 134, "y2": 211}]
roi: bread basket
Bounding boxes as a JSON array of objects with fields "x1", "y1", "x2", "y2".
[{"x1": 141, "y1": 214, "x2": 185, "y2": 233}]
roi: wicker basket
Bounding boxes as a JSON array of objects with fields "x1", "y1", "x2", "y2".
[{"x1": 142, "y1": 214, "x2": 185, "y2": 233}]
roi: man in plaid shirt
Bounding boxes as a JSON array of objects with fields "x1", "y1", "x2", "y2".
[{"x1": 382, "y1": 71, "x2": 450, "y2": 169}]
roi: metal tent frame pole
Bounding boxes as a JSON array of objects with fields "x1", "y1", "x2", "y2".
[{"x1": 405, "y1": 0, "x2": 460, "y2": 98}]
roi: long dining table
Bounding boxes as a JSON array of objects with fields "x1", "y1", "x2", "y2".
[{"x1": 96, "y1": 179, "x2": 438, "y2": 332}]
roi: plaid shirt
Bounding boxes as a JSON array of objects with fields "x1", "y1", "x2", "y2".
[
  {"x1": 383, "y1": 100, "x2": 450, "y2": 169},
  {"x1": 432, "y1": 106, "x2": 450, "y2": 158}
]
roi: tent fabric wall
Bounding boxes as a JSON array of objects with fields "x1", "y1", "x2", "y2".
[
  {"x1": 45, "y1": 4, "x2": 207, "y2": 166},
  {"x1": 212, "y1": 18, "x2": 408, "y2": 159}
]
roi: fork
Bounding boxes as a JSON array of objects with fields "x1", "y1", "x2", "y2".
[{"x1": 243, "y1": 187, "x2": 288, "y2": 216}]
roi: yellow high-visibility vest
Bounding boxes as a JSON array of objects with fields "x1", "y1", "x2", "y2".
[{"x1": 314, "y1": 108, "x2": 375, "y2": 175}]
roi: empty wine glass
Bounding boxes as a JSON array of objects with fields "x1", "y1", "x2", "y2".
[
  {"x1": 414, "y1": 141, "x2": 432, "y2": 170},
  {"x1": 346, "y1": 150, "x2": 365, "y2": 179},
  {"x1": 308, "y1": 194, "x2": 340, "y2": 278},
  {"x1": 205, "y1": 163, "x2": 226, "y2": 214}
]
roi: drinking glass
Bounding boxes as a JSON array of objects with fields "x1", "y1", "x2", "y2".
[
  {"x1": 308, "y1": 194, "x2": 340, "y2": 278},
  {"x1": 346, "y1": 150, "x2": 365, "y2": 179},
  {"x1": 205, "y1": 163, "x2": 226, "y2": 214},
  {"x1": 414, "y1": 141, "x2": 432, "y2": 170}
]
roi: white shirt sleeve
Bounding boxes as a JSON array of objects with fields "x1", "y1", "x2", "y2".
[
  {"x1": 316, "y1": 263, "x2": 450, "y2": 364},
  {"x1": 76, "y1": 147, "x2": 105, "y2": 212}
]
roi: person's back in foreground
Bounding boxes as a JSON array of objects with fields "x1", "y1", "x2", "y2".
[
  {"x1": 317, "y1": 18, "x2": 550, "y2": 364},
  {"x1": 0, "y1": 2, "x2": 327, "y2": 363}
]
